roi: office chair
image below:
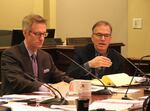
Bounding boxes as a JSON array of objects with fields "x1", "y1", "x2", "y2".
[
  {"x1": 11, "y1": 29, "x2": 24, "y2": 46},
  {"x1": 66, "y1": 37, "x2": 92, "y2": 45}
]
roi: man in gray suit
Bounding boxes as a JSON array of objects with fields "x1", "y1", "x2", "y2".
[{"x1": 1, "y1": 14, "x2": 73, "y2": 95}]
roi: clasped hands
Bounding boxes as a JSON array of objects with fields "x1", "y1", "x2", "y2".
[{"x1": 88, "y1": 56, "x2": 112, "y2": 68}]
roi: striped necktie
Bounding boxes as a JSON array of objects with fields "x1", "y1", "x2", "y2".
[{"x1": 31, "y1": 54, "x2": 38, "y2": 80}]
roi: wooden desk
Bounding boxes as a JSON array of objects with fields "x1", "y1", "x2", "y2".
[
  {"x1": 28, "y1": 84, "x2": 149, "y2": 111},
  {"x1": 91, "y1": 87, "x2": 146, "y2": 111}
]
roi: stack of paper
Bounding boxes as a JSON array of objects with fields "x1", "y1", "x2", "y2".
[{"x1": 89, "y1": 99, "x2": 143, "y2": 111}]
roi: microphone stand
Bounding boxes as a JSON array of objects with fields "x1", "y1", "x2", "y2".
[
  {"x1": 24, "y1": 72, "x2": 68, "y2": 106},
  {"x1": 112, "y1": 50, "x2": 146, "y2": 100},
  {"x1": 137, "y1": 55, "x2": 150, "y2": 76},
  {"x1": 122, "y1": 55, "x2": 150, "y2": 99},
  {"x1": 137, "y1": 55, "x2": 150, "y2": 94},
  {"x1": 113, "y1": 49, "x2": 145, "y2": 75},
  {"x1": 57, "y1": 50, "x2": 112, "y2": 95},
  {"x1": 41, "y1": 84, "x2": 68, "y2": 105}
]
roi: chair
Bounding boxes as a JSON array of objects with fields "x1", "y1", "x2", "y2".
[
  {"x1": 43, "y1": 38, "x2": 63, "y2": 45},
  {"x1": 0, "y1": 30, "x2": 12, "y2": 46},
  {"x1": 47, "y1": 29, "x2": 55, "y2": 38},
  {"x1": 11, "y1": 29, "x2": 24, "y2": 46},
  {"x1": 66, "y1": 37, "x2": 92, "y2": 45},
  {"x1": 11, "y1": 29, "x2": 55, "y2": 46}
]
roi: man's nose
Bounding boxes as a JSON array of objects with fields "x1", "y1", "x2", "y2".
[
  {"x1": 39, "y1": 36, "x2": 45, "y2": 41},
  {"x1": 100, "y1": 36, "x2": 105, "y2": 40}
]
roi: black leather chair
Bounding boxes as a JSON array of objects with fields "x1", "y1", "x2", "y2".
[
  {"x1": 66, "y1": 37, "x2": 92, "y2": 45},
  {"x1": 11, "y1": 29, "x2": 24, "y2": 46},
  {"x1": 44, "y1": 38, "x2": 63, "y2": 45}
]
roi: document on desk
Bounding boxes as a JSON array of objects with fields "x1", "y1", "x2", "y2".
[
  {"x1": 3, "y1": 102, "x2": 62, "y2": 111},
  {"x1": 89, "y1": 99, "x2": 144, "y2": 111},
  {"x1": 2, "y1": 94, "x2": 53, "y2": 102},
  {"x1": 51, "y1": 105, "x2": 76, "y2": 111},
  {"x1": 91, "y1": 73, "x2": 141, "y2": 87}
]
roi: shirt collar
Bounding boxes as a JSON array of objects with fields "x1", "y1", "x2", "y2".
[{"x1": 24, "y1": 41, "x2": 37, "y2": 57}]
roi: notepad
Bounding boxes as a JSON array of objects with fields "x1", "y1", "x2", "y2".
[{"x1": 91, "y1": 73, "x2": 140, "y2": 87}]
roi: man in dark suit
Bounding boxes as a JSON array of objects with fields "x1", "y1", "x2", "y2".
[
  {"x1": 1, "y1": 14, "x2": 73, "y2": 95},
  {"x1": 67, "y1": 20, "x2": 126, "y2": 79}
]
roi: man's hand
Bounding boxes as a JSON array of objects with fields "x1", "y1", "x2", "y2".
[{"x1": 88, "y1": 56, "x2": 112, "y2": 68}]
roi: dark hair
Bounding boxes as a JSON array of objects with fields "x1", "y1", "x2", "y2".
[{"x1": 92, "y1": 20, "x2": 112, "y2": 35}]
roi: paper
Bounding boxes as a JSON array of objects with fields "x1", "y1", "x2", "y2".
[
  {"x1": 91, "y1": 73, "x2": 140, "y2": 87},
  {"x1": 51, "y1": 105, "x2": 76, "y2": 111},
  {"x1": 3, "y1": 103, "x2": 62, "y2": 111},
  {"x1": 112, "y1": 88, "x2": 140, "y2": 93},
  {"x1": 2, "y1": 94, "x2": 53, "y2": 102},
  {"x1": 89, "y1": 99, "x2": 144, "y2": 111}
]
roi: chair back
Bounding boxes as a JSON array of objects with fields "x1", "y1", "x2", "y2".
[{"x1": 66, "y1": 37, "x2": 92, "y2": 45}]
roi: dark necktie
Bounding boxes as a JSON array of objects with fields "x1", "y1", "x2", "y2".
[
  {"x1": 31, "y1": 54, "x2": 38, "y2": 80},
  {"x1": 95, "y1": 67, "x2": 104, "y2": 78}
]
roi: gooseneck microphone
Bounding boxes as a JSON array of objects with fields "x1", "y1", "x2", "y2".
[
  {"x1": 137, "y1": 55, "x2": 150, "y2": 76},
  {"x1": 113, "y1": 49, "x2": 145, "y2": 75},
  {"x1": 23, "y1": 72, "x2": 68, "y2": 106},
  {"x1": 137, "y1": 55, "x2": 150, "y2": 94},
  {"x1": 56, "y1": 50, "x2": 112, "y2": 95},
  {"x1": 113, "y1": 50, "x2": 146, "y2": 100}
]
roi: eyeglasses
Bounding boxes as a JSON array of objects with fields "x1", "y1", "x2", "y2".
[
  {"x1": 30, "y1": 31, "x2": 48, "y2": 38},
  {"x1": 93, "y1": 33, "x2": 111, "y2": 38}
]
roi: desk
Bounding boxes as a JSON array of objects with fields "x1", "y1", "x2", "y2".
[
  {"x1": 1, "y1": 82, "x2": 150, "y2": 111},
  {"x1": 29, "y1": 85, "x2": 149, "y2": 111}
]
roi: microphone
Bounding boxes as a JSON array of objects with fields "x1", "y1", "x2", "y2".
[
  {"x1": 113, "y1": 49, "x2": 145, "y2": 75},
  {"x1": 112, "y1": 50, "x2": 146, "y2": 100},
  {"x1": 137, "y1": 55, "x2": 150, "y2": 94},
  {"x1": 23, "y1": 72, "x2": 68, "y2": 106},
  {"x1": 56, "y1": 50, "x2": 112, "y2": 95}
]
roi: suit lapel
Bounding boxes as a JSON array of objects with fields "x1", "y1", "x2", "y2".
[
  {"x1": 36, "y1": 50, "x2": 43, "y2": 81},
  {"x1": 18, "y1": 42, "x2": 35, "y2": 76}
]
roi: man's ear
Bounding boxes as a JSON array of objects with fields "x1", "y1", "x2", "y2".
[
  {"x1": 91, "y1": 36, "x2": 94, "y2": 43},
  {"x1": 23, "y1": 30, "x2": 28, "y2": 38},
  {"x1": 109, "y1": 37, "x2": 112, "y2": 43}
]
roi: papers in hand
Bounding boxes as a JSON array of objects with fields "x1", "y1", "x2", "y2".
[{"x1": 91, "y1": 73, "x2": 141, "y2": 87}]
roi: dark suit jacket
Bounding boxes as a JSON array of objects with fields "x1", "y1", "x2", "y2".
[
  {"x1": 1, "y1": 42, "x2": 73, "y2": 95},
  {"x1": 67, "y1": 44, "x2": 126, "y2": 79}
]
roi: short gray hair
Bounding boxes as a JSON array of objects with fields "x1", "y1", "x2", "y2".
[
  {"x1": 22, "y1": 14, "x2": 47, "y2": 31},
  {"x1": 92, "y1": 20, "x2": 112, "y2": 35}
]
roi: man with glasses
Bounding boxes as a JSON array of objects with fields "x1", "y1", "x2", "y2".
[
  {"x1": 1, "y1": 14, "x2": 73, "y2": 95},
  {"x1": 67, "y1": 20, "x2": 126, "y2": 79}
]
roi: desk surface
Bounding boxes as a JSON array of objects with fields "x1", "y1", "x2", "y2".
[{"x1": 2, "y1": 83, "x2": 150, "y2": 111}]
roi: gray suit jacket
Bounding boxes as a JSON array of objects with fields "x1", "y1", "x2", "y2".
[{"x1": 1, "y1": 42, "x2": 73, "y2": 95}]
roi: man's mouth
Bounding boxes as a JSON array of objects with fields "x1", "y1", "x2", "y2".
[{"x1": 98, "y1": 43, "x2": 106, "y2": 45}]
